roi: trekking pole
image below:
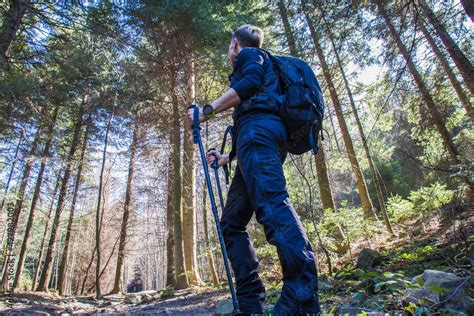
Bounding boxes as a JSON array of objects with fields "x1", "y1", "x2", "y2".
[
  {"x1": 190, "y1": 105, "x2": 240, "y2": 314},
  {"x1": 207, "y1": 148, "x2": 225, "y2": 211},
  {"x1": 209, "y1": 124, "x2": 232, "y2": 208}
]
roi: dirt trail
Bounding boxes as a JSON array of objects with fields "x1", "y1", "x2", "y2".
[{"x1": 0, "y1": 289, "x2": 231, "y2": 315}]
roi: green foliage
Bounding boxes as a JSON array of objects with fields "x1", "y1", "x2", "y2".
[
  {"x1": 317, "y1": 203, "x2": 382, "y2": 251},
  {"x1": 386, "y1": 195, "x2": 416, "y2": 222},
  {"x1": 409, "y1": 182, "x2": 454, "y2": 214},
  {"x1": 387, "y1": 182, "x2": 454, "y2": 222}
]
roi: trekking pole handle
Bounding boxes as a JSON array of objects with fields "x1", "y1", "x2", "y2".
[
  {"x1": 207, "y1": 148, "x2": 219, "y2": 170},
  {"x1": 189, "y1": 104, "x2": 200, "y2": 144}
]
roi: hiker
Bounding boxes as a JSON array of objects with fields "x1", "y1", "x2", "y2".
[{"x1": 187, "y1": 25, "x2": 320, "y2": 315}]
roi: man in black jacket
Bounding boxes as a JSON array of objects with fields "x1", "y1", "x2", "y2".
[{"x1": 188, "y1": 25, "x2": 320, "y2": 315}]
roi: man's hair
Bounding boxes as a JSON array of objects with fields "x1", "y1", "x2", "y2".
[{"x1": 232, "y1": 25, "x2": 264, "y2": 48}]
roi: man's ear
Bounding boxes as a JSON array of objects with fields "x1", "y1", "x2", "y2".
[{"x1": 233, "y1": 39, "x2": 239, "y2": 52}]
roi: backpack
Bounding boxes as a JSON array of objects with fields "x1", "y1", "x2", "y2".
[{"x1": 264, "y1": 50, "x2": 325, "y2": 155}]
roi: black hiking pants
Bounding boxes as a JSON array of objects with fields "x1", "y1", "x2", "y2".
[{"x1": 220, "y1": 115, "x2": 321, "y2": 315}]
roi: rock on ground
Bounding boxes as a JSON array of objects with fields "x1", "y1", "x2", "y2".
[
  {"x1": 405, "y1": 270, "x2": 473, "y2": 313},
  {"x1": 356, "y1": 248, "x2": 382, "y2": 269}
]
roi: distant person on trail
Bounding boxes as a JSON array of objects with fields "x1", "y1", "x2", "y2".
[{"x1": 187, "y1": 25, "x2": 320, "y2": 315}]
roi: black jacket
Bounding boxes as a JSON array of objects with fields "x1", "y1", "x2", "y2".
[
  {"x1": 229, "y1": 47, "x2": 281, "y2": 121},
  {"x1": 228, "y1": 47, "x2": 282, "y2": 161}
]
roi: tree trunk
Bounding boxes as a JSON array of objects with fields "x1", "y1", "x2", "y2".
[
  {"x1": 80, "y1": 245, "x2": 96, "y2": 294},
  {"x1": 171, "y1": 84, "x2": 189, "y2": 290},
  {"x1": 313, "y1": 143, "x2": 335, "y2": 211},
  {"x1": 0, "y1": 128, "x2": 23, "y2": 213},
  {"x1": 110, "y1": 118, "x2": 139, "y2": 294},
  {"x1": 165, "y1": 135, "x2": 175, "y2": 287},
  {"x1": 31, "y1": 172, "x2": 61, "y2": 291},
  {"x1": 418, "y1": 19, "x2": 473, "y2": 122},
  {"x1": 417, "y1": 0, "x2": 474, "y2": 94},
  {"x1": 303, "y1": 4, "x2": 376, "y2": 217},
  {"x1": 319, "y1": 8, "x2": 394, "y2": 234},
  {"x1": 57, "y1": 118, "x2": 91, "y2": 295},
  {"x1": 378, "y1": 3, "x2": 461, "y2": 164},
  {"x1": 35, "y1": 97, "x2": 86, "y2": 292},
  {"x1": 182, "y1": 59, "x2": 200, "y2": 286},
  {"x1": 88, "y1": 235, "x2": 120, "y2": 294},
  {"x1": 94, "y1": 104, "x2": 115, "y2": 298},
  {"x1": 1, "y1": 112, "x2": 43, "y2": 290},
  {"x1": 277, "y1": 0, "x2": 298, "y2": 57},
  {"x1": 0, "y1": 0, "x2": 31, "y2": 66},
  {"x1": 13, "y1": 106, "x2": 59, "y2": 290},
  {"x1": 203, "y1": 122, "x2": 219, "y2": 286}
]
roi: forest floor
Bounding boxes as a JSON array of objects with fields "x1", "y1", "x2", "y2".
[{"x1": 0, "y1": 204, "x2": 472, "y2": 315}]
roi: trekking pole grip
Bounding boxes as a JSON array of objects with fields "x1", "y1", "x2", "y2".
[
  {"x1": 189, "y1": 104, "x2": 200, "y2": 144},
  {"x1": 207, "y1": 147, "x2": 219, "y2": 170}
]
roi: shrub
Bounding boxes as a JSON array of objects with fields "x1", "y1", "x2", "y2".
[
  {"x1": 386, "y1": 195, "x2": 415, "y2": 223},
  {"x1": 409, "y1": 182, "x2": 454, "y2": 214},
  {"x1": 387, "y1": 182, "x2": 454, "y2": 223}
]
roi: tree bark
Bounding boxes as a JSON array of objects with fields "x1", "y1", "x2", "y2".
[
  {"x1": 94, "y1": 104, "x2": 115, "y2": 298},
  {"x1": 417, "y1": 0, "x2": 474, "y2": 94},
  {"x1": 35, "y1": 97, "x2": 87, "y2": 292},
  {"x1": 0, "y1": 0, "x2": 31, "y2": 66},
  {"x1": 378, "y1": 3, "x2": 461, "y2": 164},
  {"x1": 303, "y1": 4, "x2": 376, "y2": 217},
  {"x1": 182, "y1": 59, "x2": 200, "y2": 286},
  {"x1": 0, "y1": 128, "x2": 23, "y2": 213},
  {"x1": 418, "y1": 18, "x2": 473, "y2": 122},
  {"x1": 165, "y1": 135, "x2": 175, "y2": 287},
  {"x1": 110, "y1": 118, "x2": 139, "y2": 294},
  {"x1": 171, "y1": 83, "x2": 189, "y2": 290},
  {"x1": 1, "y1": 110, "x2": 43, "y2": 290},
  {"x1": 13, "y1": 106, "x2": 59, "y2": 290},
  {"x1": 57, "y1": 118, "x2": 91, "y2": 295},
  {"x1": 88, "y1": 235, "x2": 119, "y2": 294},
  {"x1": 31, "y1": 172, "x2": 61, "y2": 291},
  {"x1": 277, "y1": 0, "x2": 298, "y2": 57}
]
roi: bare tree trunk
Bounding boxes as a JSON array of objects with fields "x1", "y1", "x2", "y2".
[
  {"x1": 202, "y1": 122, "x2": 219, "y2": 286},
  {"x1": 88, "y1": 236, "x2": 119, "y2": 293},
  {"x1": 0, "y1": 0, "x2": 31, "y2": 66},
  {"x1": 36, "y1": 97, "x2": 87, "y2": 292},
  {"x1": 95, "y1": 104, "x2": 115, "y2": 298},
  {"x1": 80, "y1": 246, "x2": 96, "y2": 295},
  {"x1": 66, "y1": 210, "x2": 84, "y2": 295},
  {"x1": 303, "y1": 3, "x2": 376, "y2": 218},
  {"x1": 277, "y1": 0, "x2": 298, "y2": 57},
  {"x1": 110, "y1": 118, "x2": 139, "y2": 294},
  {"x1": 319, "y1": 8, "x2": 394, "y2": 234},
  {"x1": 418, "y1": 19, "x2": 473, "y2": 122},
  {"x1": 0, "y1": 128, "x2": 23, "y2": 212},
  {"x1": 13, "y1": 106, "x2": 59, "y2": 290},
  {"x1": 182, "y1": 59, "x2": 200, "y2": 286},
  {"x1": 57, "y1": 118, "x2": 91, "y2": 295},
  {"x1": 416, "y1": 0, "x2": 474, "y2": 94},
  {"x1": 378, "y1": 3, "x2": 461, "y2": 164},
  {"x1": 313, "y1": 144, "x2": 335, "y2": 211},
  {"x1": 165, "y1": 135, "x2": 175, "y2": 287},
  {"x1": 171, "y1": 83, "x2": 189, "y2": 290},
  {"x1": 31, "y1": 172, "x2": 61, "y2": 291},
  {"x1": 1, "y1": 112, "x2": 43, "y2": 290}
]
